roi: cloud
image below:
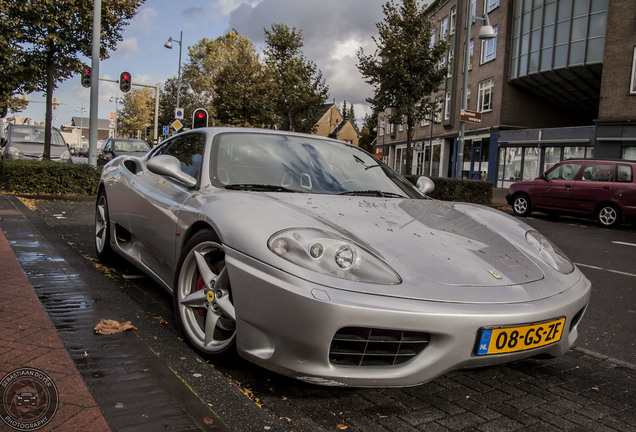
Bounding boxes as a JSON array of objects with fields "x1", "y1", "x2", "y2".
[
  {"x1": 228, "y1": 0, "x2": 385, "y2": 111},
  {"x1": 130, "y1": 7, "x2": 158, "y2": 33},
  {"x1": 116, "y1": 38, "x2": 140, "y2": 59}
]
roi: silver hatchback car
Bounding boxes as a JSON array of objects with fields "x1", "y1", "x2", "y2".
[{"x1": 1, "y1": 124, "x2": 72, "y2": 162}]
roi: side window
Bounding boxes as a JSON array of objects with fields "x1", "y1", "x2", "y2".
[
  {"x1": 581, "y1": 163, "x2": 613, "y2": 182},
  {"x1": 616, "y1": 164, "x2": 633, "y2": 182},
  {"x1": 160, "y1": 133, "x2": 206, "y2": 179},
  {"x1": 545, "y1": 163, "x2": 582, "y2": 181}
]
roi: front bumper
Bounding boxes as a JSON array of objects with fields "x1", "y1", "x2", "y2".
[
  {"x1": 506, "y1": 193, "x2": 514, "y2": 205},
  {"x1": 226, "y1": 249, "x2": 591, "y2": 387}
]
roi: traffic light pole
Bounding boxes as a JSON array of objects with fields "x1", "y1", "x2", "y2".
[{"x1": 88, "y1": 0, "x2": 101, "y2": 166}]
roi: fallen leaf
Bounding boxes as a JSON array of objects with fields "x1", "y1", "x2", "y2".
[
  {"x1": 337, "y1": 425, "x2": 348, "y2": 429},
  {"x1": 203, "y1": 418, "x2": 214, "y2": 425},
  {"x1": 94, "y1": 319, "x2": 137, "y2": 334}
]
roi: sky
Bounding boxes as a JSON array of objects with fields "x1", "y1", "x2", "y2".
[{"x1": 16, "y1": 0, "x2": 393, "y2": 129}]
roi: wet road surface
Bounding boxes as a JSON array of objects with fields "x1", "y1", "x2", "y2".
[{"x1": 1, "y1": 194, "x2": 634, "y2": 432}]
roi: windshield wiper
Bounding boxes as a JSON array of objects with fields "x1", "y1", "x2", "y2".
[
  {"x1": 338, "y1": 190, "x2": 406, "y2": 198},
  {"x1": 224, "y1": 184, "x2": 300, "y2": 193}
]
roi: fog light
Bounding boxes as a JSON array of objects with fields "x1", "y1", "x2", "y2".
[
  {"x1": 310, "y1": 243, "x2": 324, "y2": 258},
  {"x1": 270, "y1": 238, "x2": 288, "y2": 256}
]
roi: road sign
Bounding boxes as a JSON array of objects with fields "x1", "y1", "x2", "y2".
[
  {"x1": 162, "y1": 126, "x2": 169, "y2": 135},
  {"x1": 460, "y1": 108, "x2": 482, "y2": 123},
  {"x1": 171, "y1": 119, "x2": 183, "y2": 131},
  {"x1": 175, "y1": 108, "x2": 184, "y2": 119}
]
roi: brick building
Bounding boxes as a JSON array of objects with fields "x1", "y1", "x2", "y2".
[{"x1": 375, "y1": 0, "x2": 636, "y2": 187}]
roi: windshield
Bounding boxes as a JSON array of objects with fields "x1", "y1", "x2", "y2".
[
  {"x1": 8, "y1": 125, "x2": 66, "y2": 146},
  {"x1": 213, "y1": 132, "x2": 423, "y2": 198},
  {"x1": 113, "y1": 139, "x2": 150, "y2": 152}
]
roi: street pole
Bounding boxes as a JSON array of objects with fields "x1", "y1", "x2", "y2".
[
  {"x1": 88, "y1": 0, "x2": 101, "y2": 166},
  {"x1": 456, "y1": 0, "x2": 472, "y2": 179}
]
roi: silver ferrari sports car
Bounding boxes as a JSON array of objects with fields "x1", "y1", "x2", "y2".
[{"x1": 95, "y1": 128, "x2": 591, "y2": 387}]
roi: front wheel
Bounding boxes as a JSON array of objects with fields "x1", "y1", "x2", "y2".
[
  {"x1": 597, "y1": 204, "x2": 621, "y2": 228},
  {"x1": 173, "y1": 230, "x2": 236, "y2": 357},
  {"x1": 94, "y1": 189, "x2": 113, "y2": 261},
  {"x1": 512, "y1": 194, "x2": 532, "y2": 217}
]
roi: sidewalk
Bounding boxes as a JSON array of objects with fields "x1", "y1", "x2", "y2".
[{"x1": 0, "y1": 228, "x2": 110, "y2": 431}]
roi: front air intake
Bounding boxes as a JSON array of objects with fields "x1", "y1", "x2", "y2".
[{"x1": 329, "y1": 327, "x2": 430, "y2": 366}]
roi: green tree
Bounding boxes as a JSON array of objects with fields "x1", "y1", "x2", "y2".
[
  {"x1": 357, "y1": 0, "x2": 447, "y2": 175},
  {"x1": 358, "y1": 110, "x2": 379, "y2": 153},
  {"x1": 213, "y1": 38, "x2": 271, "y2": 127},
  {"x1": 3, "y1": 0, "x2": 144, "y2": 157},
  {"x1": 118, "y1": 87, "x2": 154, "y2": 139},
  {"x1": 263, "y1": 24, "x2": 329, "y2": 133}
]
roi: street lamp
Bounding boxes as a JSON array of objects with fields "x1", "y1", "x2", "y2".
[
  {"x1": 75, "y1": 103, "x2": 86, "y2": 148},
  {"x1": 456, "y1": 4, "x2": 496, "y2": 179},
  {"x1": 164, "y1": 31, "x2": 184, "y2": 115},
  {"x1": 109, "y1": 96, "x2": 122, "y2": 138}
]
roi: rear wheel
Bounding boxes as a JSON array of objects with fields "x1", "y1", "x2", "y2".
[
  {"x1": 597, "y1": 204, "x2": 621, "y2": 228},
  {"x1": 94, "y1": 189, "x2": 113, "y2": 261},
  {"x1": 512, "y1": 194, "x2": 532, "y2": 217},
  {"x1": 173, "y1": 230, "x2": 236, "y2": 357}
]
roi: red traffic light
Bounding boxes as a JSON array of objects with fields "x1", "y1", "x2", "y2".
[
  {"x1": 119, "y1": 71, "x2": 132, "y2": 93},
  {"x1": 81, "y1": 67, "x2": 91, "y2": 88},
  {"x1": 192, "y1": 108, "x2": 208, "y2": 128}
]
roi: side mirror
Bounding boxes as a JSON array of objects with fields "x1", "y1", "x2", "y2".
[
  {"x1": 416, "y1": 176, "x2": 435, "y2": 194},
  {"x1": 146, "y1": 155, "x2": 197, "y2": 188}
]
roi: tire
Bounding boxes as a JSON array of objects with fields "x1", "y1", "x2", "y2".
[
  {"x1": 597, "y1": 204, "x2": 621, "y2": 228},
  {"x1": 94, "y1": 189, "x2": 114, "y2": 261},
  {"x1": 512, "y1": 194, "x2": 532, "y2": 217},
  {"x1": 173, "y1": 229, "x2": 236, "y2": 357}
]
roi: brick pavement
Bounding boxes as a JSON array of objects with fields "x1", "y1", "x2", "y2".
[{"x1": 0, "y1": 228, "x2": 110, "y2": 431}]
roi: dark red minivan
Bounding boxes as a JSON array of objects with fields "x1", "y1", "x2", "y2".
[{"x1": 506, "y1": 159, "x2": 636, "y2": 227}]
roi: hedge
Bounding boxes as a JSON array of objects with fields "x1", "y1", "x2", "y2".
[
  {"x1": 0, "y1": 159, "x2": 101, "y2": 196},
  {"x1": 0, "y1": 160, "x2": 492, "y2": 205},
  {"x1": 404, "y1": 174, "x2": 492, "y2": 205}
]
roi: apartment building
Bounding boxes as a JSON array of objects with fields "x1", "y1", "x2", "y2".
[{"x1": 375, "y1": 0, "x2": 636, "y2": 187}]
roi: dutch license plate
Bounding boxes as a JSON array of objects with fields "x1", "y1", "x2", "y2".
[{"x1": 476, "y1": 317, "x2": 566, "y2": 355}]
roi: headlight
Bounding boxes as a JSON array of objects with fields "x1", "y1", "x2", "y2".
[
  {"x1": 61, "y1": 150, "x2": 71, "y2": 161},
  {"x1": 525, "y1": 230, "x2": 574, "y2": 274},
  {"x1": 7, "y1": 146, "x2": 23, "y2": 158},
  {"x1": 268, "y1": 228, "x2": 401, "y2": 284}
]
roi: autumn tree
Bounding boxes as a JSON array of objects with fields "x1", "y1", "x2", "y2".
[
  {"x1": 263, "y1": 24, "x2": 329, "y2": 133},
  {"x1": 118, "y1": 88, "x2": 154, "y2": 140},
  {"x1": 3, "y1": 0, "x2": 144, "y2": 158},
  {"x1": 357, "y1": 0, "x2": 447, "y2": 175}
]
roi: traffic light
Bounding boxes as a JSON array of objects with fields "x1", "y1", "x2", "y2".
[
  {"x1": 192, "y1": 108, "x2": 208, "y2": 129},
  {"x1": 81, "y1": 67, "x2": 91, "y2": 88},
  {"x1": 119, "y1": 71, "x2": 132, "y2": 93}
]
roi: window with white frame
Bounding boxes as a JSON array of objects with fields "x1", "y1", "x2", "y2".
[
  {"x1": 450, "y1": 7, "x2": 457, "y2": 34},
  {"x1": 421, "y1": 117, "x2": 430, "y2": 127},
  {"x1": 398, "y1": 122, "x2": 404, "y2": 132},
  {"x1": 631, "y1": 46, "x2": 636, "y2": 94},
  {"x1": 471, "y1": 0, "x2": 477, "y2": 24},
  {"x1": 485, "y1": 0, "x2": 499, "y2": 14},
  {"x1": 480, "y1": 26, "x2": 498, "y2": 64},
  {"x1": 448, "y1": 50, "x2": 454, "y2": 77},
  {"x1": 430, "y1": 31, "x2": 436, "y2": 49},
  {"x1": 439, "y1": 54, "x2": 447, "y2": 70},
  {"x1": 477, "y1": 78, "x2": 494, "y2": 112},
  {"x1": 466, "y1": 87, "x2": 471, "y2": 109},
  {"x1": 469, "y1": 40, "x2": 474, "y2": 70},
  {"x1": 434, "y1": 97, "x2": 443, "y2": 123},
  {"x1": 441, "y1": 16, "x2": 448, "y2": 40},
  {"x1": 379, "y1": 119, "x2": 385, "y2": 136},
  {"x1": 444, "y1": 92, "x2": 451, "y2": 121}
]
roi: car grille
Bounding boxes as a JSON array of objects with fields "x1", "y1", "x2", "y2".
[{"x1": 329, "y1": 327, "x2": 431, "y2": 366}]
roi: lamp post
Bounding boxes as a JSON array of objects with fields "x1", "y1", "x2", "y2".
[
  {"x1": 109, "y1": 96, "x2": 122, "y2": 138},
  {"x1": 456, "y1": 2, "x2": 496, "y2": 179},
  {"x1": 75, "y1": 103, "x2": 86, "y2": 148},
  {"x1": 164, "y1": 31, "x2": 184, "y2": 115}
]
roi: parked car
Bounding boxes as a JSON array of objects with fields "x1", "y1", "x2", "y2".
[
  {"x1": 95, "y1": 128, "x2": 590, "y2": 387},
  {"x1": 0, "y1": 124, "x2": 72, "y2": 162},
  {"x1": 507, "y1": 158, "x2": 636, "y2": 227},
  {"x1": 97, "y1": 138, "x2": 150, "y2": 165}
]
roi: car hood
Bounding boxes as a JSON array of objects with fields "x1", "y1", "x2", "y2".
[
  {"x1": 268, "y1": 194, "x2": 546, "y2": 289},
  {"x1": 8, "y1": 143, "x2": 67, "y2": 159}
]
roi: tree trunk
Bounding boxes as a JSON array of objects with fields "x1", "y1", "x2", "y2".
[
  {"x1": 43, "y1": 47, "x2": 55, "y2": 160},
  {"x1": 405, "y1": 119, "x2": 415, "y2": 175}
]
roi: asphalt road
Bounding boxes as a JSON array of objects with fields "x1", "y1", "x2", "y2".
[{"x1": 2, "y1": 195, "x2": 634, "y2": 431}]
